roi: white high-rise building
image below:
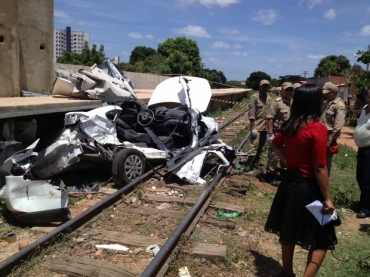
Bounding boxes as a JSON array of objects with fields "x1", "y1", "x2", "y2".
[{"x1": 54, "y1": 26, "x2": 90, "y2": 62}]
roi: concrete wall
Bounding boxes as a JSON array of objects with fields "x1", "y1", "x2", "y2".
[
  {"x1": 0, "y1": 0, "x2": 54, "y2": 97},
  {"x1": 0, "y1": 1, "x2": 20, "y2": 97},
  {"x1": 124, "y1": 71, "x2": 170, "y2": 89}
]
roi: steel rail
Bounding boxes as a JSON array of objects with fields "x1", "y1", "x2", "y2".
[
  {"x1": 218, "y1": 106, "x2": 249, "y2": 131},
  {"x1": 0, "y1": 167, "x2": 161, "y2": 276},
  {"x1": 140, "y1": 168, "x2": 226, "y2": 277},
  {"x1": 1, "y1": 104, "x2": 245, "y2": 276}
]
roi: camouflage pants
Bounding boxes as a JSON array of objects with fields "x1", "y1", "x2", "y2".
[
  {"x1": 266, "y1": 146, "x2": 285, "y2": 173},
  {"x1": 248, "y1": 131, "x2": 267, "y2": 159}
]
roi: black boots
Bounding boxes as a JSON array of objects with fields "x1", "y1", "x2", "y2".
[
  {"x1": 243, "y1": 156, "x2": 264, "y2": 173},
  {"x1": 243, "y1": 157, "x2": 254, "y2": 173},
  {"x1": 265, "y1": 172, "x2": 280, "y2": 187}
]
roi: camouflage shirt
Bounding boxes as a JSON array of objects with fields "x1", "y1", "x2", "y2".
[
  {"x1": 320, "y1": 96, "x2": 346, "y2": 144},
  {"x1": 266, "y1": 97, "x2": 292, "y2": 129},
  {"x1": 248, "y1": 92, "x2": 272, "y2": 131}
]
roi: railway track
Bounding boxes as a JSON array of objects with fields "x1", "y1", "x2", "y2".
[{"x1": 1, "y1": 102, "x2": 253, "y2": 277}]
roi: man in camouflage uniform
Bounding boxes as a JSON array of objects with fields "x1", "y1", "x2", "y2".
[
  {"x1": 320, "y1": 82, "x2": 346, "y2": 175},
  {"x1": 292, "y1": 82, "x2": 301, "y2": 96},
  {"x1": 244, "y1": 79, "x2": 272, "y2": 173},
  {"x1": 265, "y1": 82, "x2": 293, "y2": 186}
]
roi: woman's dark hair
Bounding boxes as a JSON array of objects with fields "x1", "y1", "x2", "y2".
[{"x1": 280, "y1": 84, "x2": 322, "y2": 137}]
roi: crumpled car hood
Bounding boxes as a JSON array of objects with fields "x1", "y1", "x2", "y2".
[{"x1": 148, "y1": 76, "x2": 212, "y2": 113}]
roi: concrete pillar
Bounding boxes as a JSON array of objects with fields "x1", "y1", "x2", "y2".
[
  {"x1": 0, "y1": 1, "x2": 20, "y2": 97},
  {"x1": 0, "y1": 0, "x2": 54, "y2": 97},
  {"x1": 18, "y1": 0, "x2": 54, "y2": 94}
]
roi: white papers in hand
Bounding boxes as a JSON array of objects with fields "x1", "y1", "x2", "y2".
[{"x1": 305, "y1": 200, "x2": 337, "y2": 226}]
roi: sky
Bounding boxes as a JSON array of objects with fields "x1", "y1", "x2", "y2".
[{"x1": 54, "y1": 0, "x2": 370, "y2": 81}]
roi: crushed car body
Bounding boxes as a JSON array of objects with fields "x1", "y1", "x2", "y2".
[
  {"x1": 0, "y1": 63, "x2": 235, "y2": 224},
  {"x1": 0, "y1": 140, "x2": 70, "y2": 224}
]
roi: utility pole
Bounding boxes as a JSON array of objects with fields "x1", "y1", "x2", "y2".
[{"x1": 302, "y1": 71, "x2": 308, "y2": 78}]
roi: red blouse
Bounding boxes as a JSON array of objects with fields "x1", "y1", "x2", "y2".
[{"x1": 272, "y1": 120, "x2": 327, "y2": 178}]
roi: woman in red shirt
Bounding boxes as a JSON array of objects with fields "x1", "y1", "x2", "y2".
[{"x1": 265, "y1": 84, "x2": 337, "y2": 277}]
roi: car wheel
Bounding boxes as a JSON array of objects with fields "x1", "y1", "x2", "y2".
[{"x1": 112, "y1": 149, "x2": 146, "y2": 186}]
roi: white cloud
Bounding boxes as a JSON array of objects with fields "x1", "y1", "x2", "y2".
[
  {"x1": 232, "y1": 51, "x2": 240, "y2": 56},
  {"x1": 145, "y1": 34, "x2": 154, "y2": 40},
  {"x1": 173, "y1": 25, "x2": 211, "y2": 38},
  {"x1": 269, "y1": 59, "x2": 277, "y2": 64},
  {"x1": 252, "y1": 9, "x2": 279, "y2": 25},
  {"x1": 360, "y1": 25, "x2": 370, "y2": 36},
  {"x1": 307, "y1": 54, "x2": 325, "y2": 59},
  {"x1": 219, "y1": 28, "x2": 239, "y2": 35},
  {"x1": 233, "y1": 43, "x2": 242, "y2": 49},
  {"x1": 367, "y1": 7, "x2": 370, "y2": 14},
  {"x1": 121, "y1": 51, "x2": 128, "y2": 56},
  {"x1": 307, "y1": 0, "x2": 328, "y2": 9},
  {"x1": 342, "y1": 31, "x2": 352, "y2": 37},
  {"x1": 209, "y1": 57, "x2": 222, "y2": 64},
  {"x1": 177, "y1": 0, "x2": 240, "y2": 8},
  {"x1": 277, "y1": 65, "x2": 283, "y2": 68},
  {"x1": 54, "y1": 10, "x2": 69, "y2": 18},
  {"x1": 242, "y1": 52, "x2": 248, "y2": 57},
  {"x1": 129, "y1": 32, "x2": 143, "y2": 39},
  {"x1": 324, "y1": 9, "x2": 336, "y2": 19},
  {"x1": 212, "y1": 41, "x2": 230, "y2": 48}
]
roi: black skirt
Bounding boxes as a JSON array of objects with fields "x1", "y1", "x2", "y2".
[{"x1": 264, "y1": 169, "x2": 338, "y2": 250}]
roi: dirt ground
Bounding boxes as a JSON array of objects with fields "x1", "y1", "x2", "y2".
[
  {"x1": 0, "y1": 126, "x2": 361, "y2": 276},
  {"x1": 336, "y1": 126, "x2": 356, "y2": 150}
]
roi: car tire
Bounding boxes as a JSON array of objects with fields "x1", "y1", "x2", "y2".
[{"x1": 112, "y1": 149, "x2": 146, "y2": 186}]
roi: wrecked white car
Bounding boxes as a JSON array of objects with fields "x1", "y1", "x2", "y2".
[
  {"x1": 0, "y1": 69, "x2": 235, "y2": 224},
  {"x1": 36, "y1": 74, "x2": 235, "y2": 185}
]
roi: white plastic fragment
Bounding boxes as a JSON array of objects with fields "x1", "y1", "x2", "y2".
[
  {"x1": 156, "y1": 203, "x2": 171, "y2": 209},
  {"x1": 178, "y1": 266, "x2": 191, "y2": 277},
  {"x1": 146, "y1": 244, "x2": 160, "y2": 256},
  {"x1": 95, "y1": 244, "x2": 129, "y2": 252}
]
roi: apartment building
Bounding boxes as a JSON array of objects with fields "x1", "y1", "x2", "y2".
[{"x1": 54, "y1": 26, "x2": 90, "y2": 61}]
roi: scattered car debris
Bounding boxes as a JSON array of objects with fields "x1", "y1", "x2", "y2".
[
  {"x1": 178, "y1": 266, "x2": 192, "y2": 277},
  {"x1": 146, "y1": 243, "x2": 160, "y2": 256},
  {"x1": 95, "y1": 244, "x2": 129, "y2": 252}
]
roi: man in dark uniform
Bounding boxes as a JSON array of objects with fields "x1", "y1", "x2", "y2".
[{"x1": 244, "y1": 79, "x2": 272, "y2": 173}]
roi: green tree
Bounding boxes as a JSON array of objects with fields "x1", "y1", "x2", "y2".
[
  {"x1": 355, "y1": 48, "x2": 370, "y2": 71},
  {"x1": 245, "y1": 71, "x2": 271, "y2": 90},
  {"x1": 199, "y1": 68, "x2": 226, "y2": 88},
  {"x1": 314, "y1": 55, "x2": 351, "y2": 77},
  {"x1": 144, "y1": 53, "x2": 171, "y2": 74},
  {"x1": 57, "y1": 43, "x2": 106, "y2": 66},
  {"x1": 278, "y1": 75, "x2": 305, "y2": 85},
  {"x1": 129, "y1": 46, "x2": 156, "y2": 64},
  {"x1": 349, "y1": 71, "x2": 370, "y2": 99},
  {"x1": 157, "y1": 37, "x2": 202, "y2": 75},
  {"x1": 321, "y1": 61, "x2": 340, "y2": 76},
  {"x1": 270, "y1": 78, "x2": 280, "y2": 87},
  {"x1": 352, "y1": 64, "x2": 364, "y2": 72}
]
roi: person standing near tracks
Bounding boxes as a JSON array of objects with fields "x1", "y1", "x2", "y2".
[
  {"x1": 244, "y1": 79, "x2": 272, "y2": 173},
  {"x1": 265, "y1": 82, "x2": 293, "y2": 186},
  {"x1": 354, "y1": 87, "x2": 370, "y2": 219},
  {"x1": 265, "y1": 84, "x2": 337, "y2": 277},
  {"x1": 320, "y1": 82, "x2": 346, "y2": 175}
]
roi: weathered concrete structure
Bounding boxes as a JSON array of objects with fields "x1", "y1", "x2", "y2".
[{"x1": 0, "y1": 0, "x2": 54, "y2": 97}]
